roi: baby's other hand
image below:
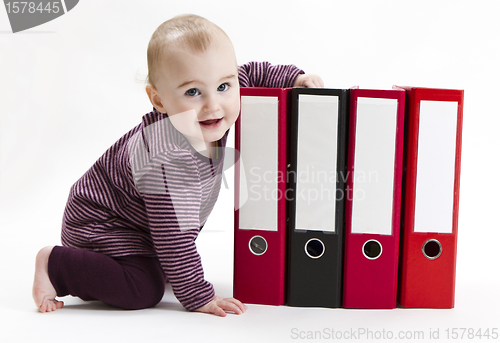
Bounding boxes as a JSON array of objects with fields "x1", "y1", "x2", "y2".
[
  {"x1": 195, "y1": 295, "x2": 248, "y2": 317},
  {"x1": 293, "y1": 73, "x2": 324, "y2": 88}
]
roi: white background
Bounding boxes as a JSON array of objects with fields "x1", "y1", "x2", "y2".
[{"x1": 1, "y1": 1, "x2": 499, "y2": 342}]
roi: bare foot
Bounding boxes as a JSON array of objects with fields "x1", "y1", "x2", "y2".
[{"x1": 33, "y1": 246, "x2": 64, "y2": 313}]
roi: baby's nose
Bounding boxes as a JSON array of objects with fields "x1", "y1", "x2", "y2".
[{"x1": 202, "y1": 94, "x2": 221, "y2": 113}]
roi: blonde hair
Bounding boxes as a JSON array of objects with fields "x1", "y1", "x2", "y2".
[{"x1": 147, "y1": 14, "x2": 231, "y2": 86}]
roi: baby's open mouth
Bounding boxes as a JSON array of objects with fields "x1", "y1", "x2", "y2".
[{"x1": 199, "y1": 118, "x2": 222, "y2": 128}]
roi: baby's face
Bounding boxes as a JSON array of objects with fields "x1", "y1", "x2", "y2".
[{"x1": 153, "y1": 36, "x2": 240, "y2": 149}]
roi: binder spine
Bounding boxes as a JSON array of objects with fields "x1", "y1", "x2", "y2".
[
  {"x1": 233, "y1": 87, "x2": 290, "y2": 305},
  {"x1": 286, "y1": 88, "x2": 348, "y2": 308},
  {"x1": 343, "y1": 88, "x2": 405, "y2": 309},
  {"x1": 397, "y1": 87, "x2": 464, "y2": 308}
]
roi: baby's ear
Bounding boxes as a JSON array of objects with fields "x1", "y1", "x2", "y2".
[{"x1": 145, "y1": 84, "x2": 166, "y2": 113}]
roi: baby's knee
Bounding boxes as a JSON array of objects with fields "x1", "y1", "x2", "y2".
[
  {"x1": 122, "y1": 293, "x2": 164, "y2": 310},
  {"x1": 119, "y1": 280, "x2": 165, "y2": 310}
]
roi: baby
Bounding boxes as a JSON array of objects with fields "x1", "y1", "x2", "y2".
[{"x1": 32, "y1": 14, "x2": 323, "y2": 316}]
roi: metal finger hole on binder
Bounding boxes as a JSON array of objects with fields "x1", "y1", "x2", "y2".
[
  {"x1": 249, "y1": 235, "x2": 267, "y2": 256},
  {"x1": 422, "y1": 239, "x2": 442, "y2": 260},
  {"x1": 304, "y1": 238, "x2": 325, "y2": 259},
  {"x1": 362, "y1": 239, "x2": 383, "y2": 260}
]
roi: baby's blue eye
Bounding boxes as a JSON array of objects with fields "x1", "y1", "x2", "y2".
[
  {"x1": 186, "y1": 88, "x2": 200, "y2": 97},
  {"x1": 218, "y1": 83, "x2": 229, "y2": 92}
]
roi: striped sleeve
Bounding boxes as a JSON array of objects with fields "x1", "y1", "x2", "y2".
[
  {"x1": 238, "y1": 61, "x2": 304, "y2": 88},
  {"x1": 140, "y1": 149, "x2": 215, "y2": 311}
]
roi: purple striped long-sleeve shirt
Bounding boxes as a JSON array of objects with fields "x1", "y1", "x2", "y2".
[{"x1": 61, "y1": 61, "x2": 304, "y2": 311}]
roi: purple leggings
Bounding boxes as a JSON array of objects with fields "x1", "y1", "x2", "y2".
[{"x1": 48, "y1": 246, "x2": 166, "y2": 310}]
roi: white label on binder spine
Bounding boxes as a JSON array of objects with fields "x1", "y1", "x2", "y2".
[
  {"x1": 414, "y1": 100, "x2": 458, "y2": 234},
  {"x1": 351, "y1": 97, "x2": 398, "y2": 235},
  {"x1": 239, "y1": 96, "x2": 278, "y2": 231},
  {"x1": 296, "y1": 94, "x2": 339, "y2": 232}
]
